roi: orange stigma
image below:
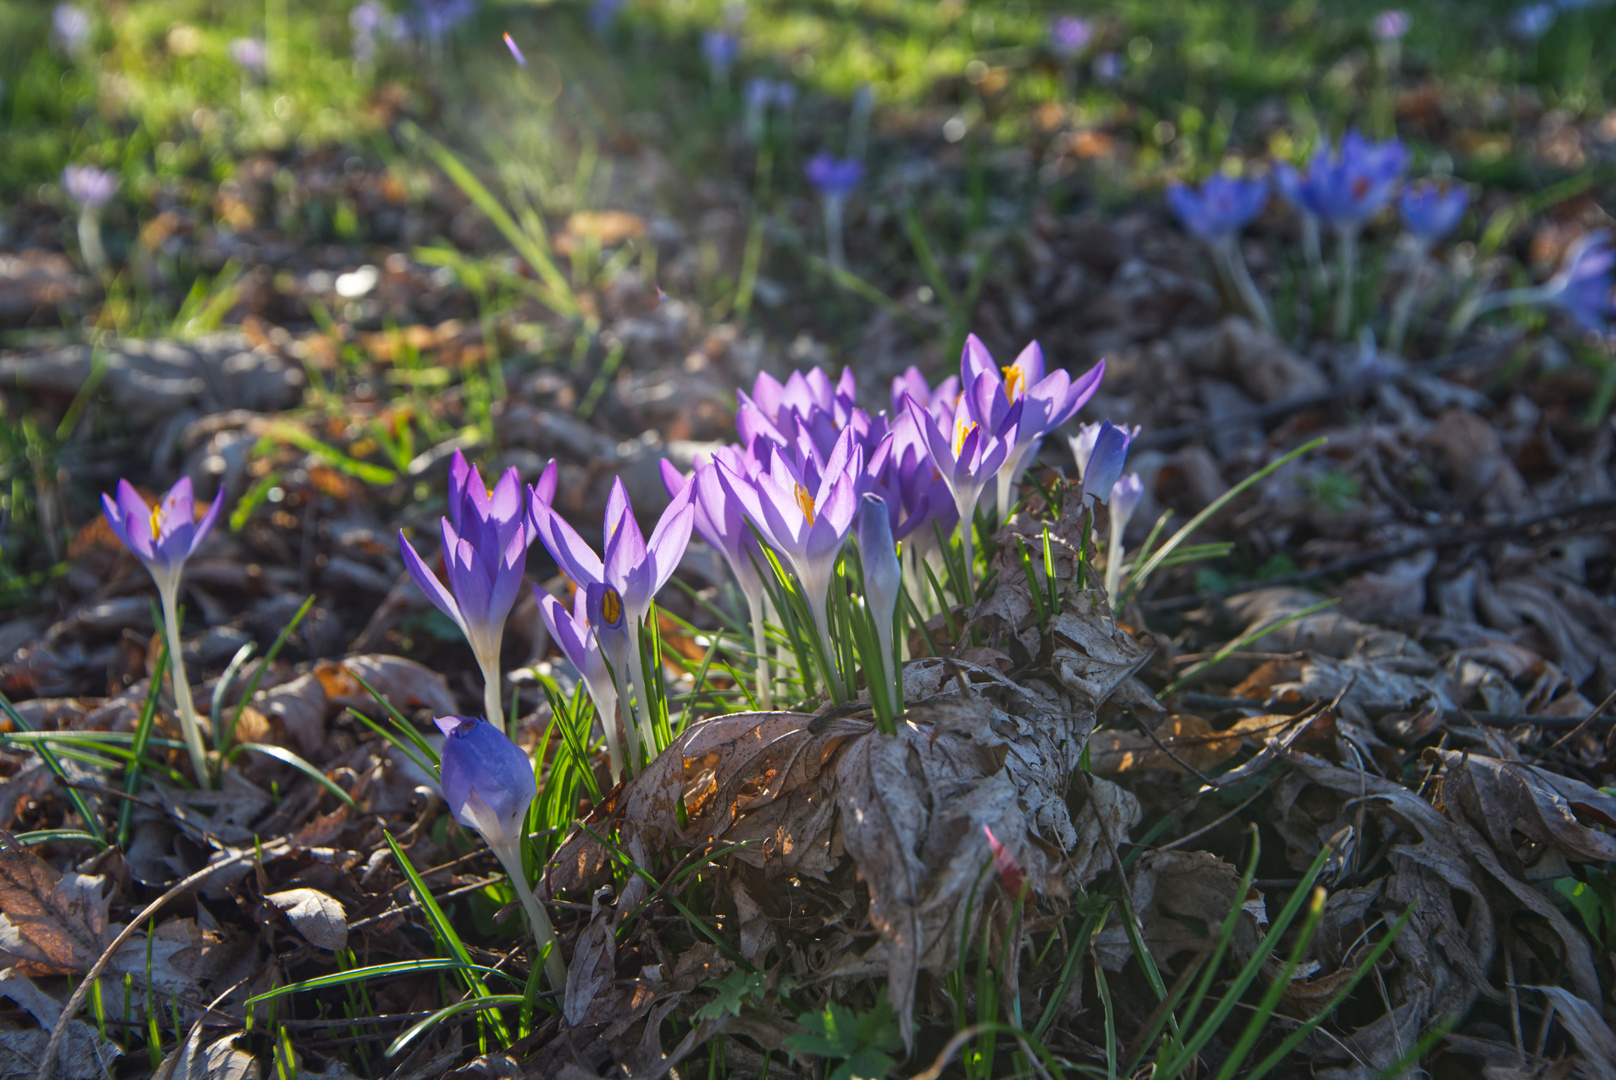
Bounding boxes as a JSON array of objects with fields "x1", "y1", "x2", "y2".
[
  {"x1": 1001, "y1": 365, "x2": 1024, "y2": 402},
  {"x1": 954, "y1": 419, "x2": 979, "y2": 457},
  {"x1": 794, "y1": 483, "x2": 817, "y2": 526}
]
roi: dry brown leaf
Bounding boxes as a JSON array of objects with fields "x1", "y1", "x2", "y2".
[
  {"x1": 152, "y1": 1022, "x2": 260, "y2": 1080},
  {"x1": 317, "y1": 655, "x2": 458, "y2": 718},
  {"x1": 1425, "y1": 749, "x2": 1616, "y2": 871},
  {"x1": 1533, "y1": 987, "x2": 1616, "y2": 1080},
  {"x1": 1088, "y1": 715, "x2": 1244, "y2": 775},
  {"x1": 0, "y1": 834, "x2": 114, "y2": 974},
  {"x1": 1093, "y1": 850, "x2": 1266, "y2": 974},
  {"x1": 0, "y1": 970, "x2": 119, "y2": 1080},
  {"x1": 266, "y1": 889, "x2": 348, "y2": 952}
]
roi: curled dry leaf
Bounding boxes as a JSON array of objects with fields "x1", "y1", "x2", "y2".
[
  {"x1": 1533, "y1": 987, "x2": 1616, "y2": 1080},
  {"x1": 545, "y1": 645, "x2": 1143, "y2": 1049},
  {"x1": 265, "y1": 889, "x2": 348, "y2": 952},
  {"x1": 1092, "y1": 850, "x2": 1266, "y2": 974},
  {"x1": 1424, "y1": 748, "x2": 1616, "y2": 873},
  {"x1": 152, "y1": 1022, "x2": 260, "y2": 1080}
]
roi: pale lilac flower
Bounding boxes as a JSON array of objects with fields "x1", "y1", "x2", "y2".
[
  {"x1": 229, "y1": 37, "x2": 268, "y2": 76},
  {"x1": 538, "y1": 587, "x2": 624, "y2": 778},
  {"x1": 1399, "y1": 181, "x2": 1468, "y2": 243},
  {"x1": 61, "y1": 165, "x2": 116, "y2": 211},
  {"x1": 52, "y1": 4, "x2": 91, "y2": 54},
  {"x1": 1104, "y1": 473, "x2": 1145, "y2": 599},
  {"x1": 1372, "y1": 10, "x2": 1410, "y2": 40},
  {"x1": 1049, "y1": 15, "x2": 1093, "y2": 58}
]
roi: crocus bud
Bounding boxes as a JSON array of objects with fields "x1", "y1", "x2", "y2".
[
  {"x1": 434, "y1": 715, "x2": 567, "y2": 994},
  {"x1": 858, "y1": 493, "x2": 901, "y2": 710},
  {"x1": 1079, "y1": 422, "x2": 1133, "y2": 505},
  {"x1": 435, "y1": 715, "x2": 536, "y2": 848},
  {"x1": 1105, "y1": 473, "x2": 1146, "y2": 600}
]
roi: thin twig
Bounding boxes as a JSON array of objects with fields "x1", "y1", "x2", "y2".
[
  {"x1": 1528, "y1": 688, "x2": 1616, "y2": 765},
  {"x1": 35, "y1": 839, "x2": 292, "y2": 1080}
]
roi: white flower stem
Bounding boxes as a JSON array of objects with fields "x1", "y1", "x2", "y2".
[
  {"x1": 1387, "y1": 241, "x2": 1430, "y2": 354},
  {"x1": 77, "y1": 210, "x2": 106, "y2": 276},
  {"x1": 1104, "y1": 506, "x2": 1126, "y2": 601},
  {"x1": 487, "y1": 835, "x2": 567, "y2": 996},
  {"x1": 1214, "y1": 236, "x2": 1274, "y2": 334},
  {"x1": 745, "y1": 589, "x2": 773, "y2": 710},
  {"x1": 624, "y1": 617, "x2": 659, "y2": 765},
  {"x1": 158, "y1": 582, "x2": 212, "y2": 790},
  {"x1": 824, "y1": 195, "x2": 846, "y2": 272},
  {"x1": 1301, "y1": 214, "x2": 1328, "y2": 291},
  {"x1": 1333, "y1": 225, "x2": 1360, "y2": 340},
  {"x1": 606, "y1": 660, "x2": 636, "y2": 777},
  {"x1": 476, "y1": 650, "x2": 505, "y2": 734},
  {"x1": 804, "y1": 590, "x2": 844, "y2": 702},
  {"x1": 1447, "y1": 283, "x2": 1552, "y2": 344}
]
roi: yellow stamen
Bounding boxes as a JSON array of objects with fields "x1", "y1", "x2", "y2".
[
  {"x1": 149, "y1": 507, "x2": 164, "y2": 538},
  {"x1": 794, "y1": 483, "x2": 817, "y2": 526},
  {"x1": 954, "y1": 420, "x2": 979, "y2": 457},
  {"x1": 1001, "y1": 365, "x2": 1025, "y2": 402},
  {"x1": 600, "y1": 586, "x2": 622, "y2": 625}
]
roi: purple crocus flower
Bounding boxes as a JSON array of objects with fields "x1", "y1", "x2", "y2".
[
  {"x1": 662, "y1": 455, "x2": 775, "y2": 708},
  {"x1": 528, "y1": 471, "x2": 694, "y2": 765},
  {"x1": 1074, "y1": 421, "x2": 1133, "y2": 505},
  {"x1": 61, "y1": 165, "x2": 116, "y2": 211},
  {"x1": 1286, "y1": 130, "x2": 1408, "y2": 227},
  {"x1": 904, "y1": 380, "x2": 1013, "y2": 592},
  {"x1": 1092, "y1": 52, "x2": 1123, "y2": 83},
  {"x1": 399, "y1": 450, "x2": 535, "y2": 732},
  {"x1": 589, "y1": 0, "x2": 625, "y2": 34},
  {"x1": 1166, "y1": 175, "x2": 1270, "y2": 241},
  {"x1": 1511, "y1": 3, "x2": 1557, "y2": 38},
  {"x1": 959, "y1": 334, "x2": 1104, "y2": 518},
  {"x1": 52, "y1": 4, "x2": 91, "y2": 54},
  {"x1": 1049, "y1": 15, "x2": 1093, "y2": 58},
  {"x1": 102, "y1": 477, "x2": 226, "y2": 788},
  {"x1": 1372, "y1": 10, "x2": 1410, "y2": 40},
  {"x1": 537, "y1": 588, "x2": 623, "y2": 778},
  {"x1": 1546, "y1": 232, "x2": 1616, "y2": 333},
  {"x1": 1399, "y1": 181, "x2": 1468, "y2": 243},
  {"x1": 858, "y1": 492, "x2": 901, "y2": 707},
  {"x1": 503, "y1": 32, "x2": 525, "y2": 65},
  {"x1": 703, "y1": 29, "x2": 737, "y2": 82},
  {"x1": 229, "y1": 37, "x2": 268, "y2": 76},
  {"x1": 716, "y1": 426, "x2": 863, "y2": 677},
  {"x1": 434, "y1": 715, "x2": 565, "y2": 991},
  {"x1": 804, "y1": 152, "x2": 864, "y2": 198}
]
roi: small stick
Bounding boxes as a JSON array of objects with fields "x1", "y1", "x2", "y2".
[{"x1": 34, "y1": 839, "x2": 291, "y2": 1080}]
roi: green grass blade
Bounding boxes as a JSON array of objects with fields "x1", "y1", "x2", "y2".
[
  {"x1": 1161, "y1": 598, "x2": 1339, "y2": 698},
  {"x1": 386, "y1": 994, "x2": 526, "y2": 1058},
  {"x1": 229, "y1": 743, "x2": 358, "y2": 810},
  {"x1": 226, "y1": 595, "x2": 316, "y2": 750},
  {"x1": 0, "y1": 690, "x2": 106, "y2": 843},
  {"x1": 246, "y1": 959, "x2": 506, "y2": 1006}
]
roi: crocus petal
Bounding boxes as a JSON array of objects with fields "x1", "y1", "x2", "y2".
[
  {"x1": 114, "y1": 480, "x2": 158, "y2": 561},
  {"x1": 644, "y1": 484, "x2": 695, "y2": 597},
  {"x1": 186, "y1": 485, "x2": 227, "y2": 558},
  {"x1": 445, "y1": 534, "x2": 496, "y2": 629},
  {"x1": 1011, "y1": 340, "x2": 1046, "y2": 387},
  {"x1": 399, "y1": 530, "x2": 466, "y2": 630},
  {"x1": 531, "y1": 460, "x2": 558, "y2": 507},
  {"x1": 530, "y1": 497, "x2": 606, "y2": 587},
  {"x1": 961, "y1": 333, "x2": 997, "y2": 385}
]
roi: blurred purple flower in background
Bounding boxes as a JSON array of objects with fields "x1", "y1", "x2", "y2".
[
  {"x1": 804, "y1": 152, "x2": 864, "y2": 198},
  {"x1": 52, "y1": 4, "x2": 92, "y2": 54},
  {"x1": 1166, "y1": 175, "x2": 1269, "y2": 241},
  {"x1": 1049, "y1": 16, "x2": 1093, "y2": 58},
  {"x1": 590, "y1": 0, "x2": 625, "y2": 35},
  {"x1": 1510, "y1": 3, "x2": 1558, "y2": 38},
  {"x1": 1092, "y1": 51, "x2": 1123, "y2": 83},
  {"x1": 1372, "y1": 10, "x2": 1410, "y2": 40},
  {"x1": 62, "y1": 164, "x2": 116, "y2": 211},
  {"x1": 1546, "y1": 232, "x2": 1616, "y2": 333},
  {"x1": 1285, "y1": 130, "x2": 1407, "y2": 227},
  {"x1": 1398, "y1": 181, "x2": 1468, "y2": 243},
  {"x1": 703, "y1": 29, "x2": 737, "y2": 84},
  {"x1": 503, "y1": 32, "x2": 525, "y2": 66},
  {"x1": 229, "y1": 37, "x2": 268, "y2": 76}
]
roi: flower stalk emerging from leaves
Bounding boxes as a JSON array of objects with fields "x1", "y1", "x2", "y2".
[
  {"x1": 400, "y1": 451, "x2": 535, "y2": 733},
  {"x1": 1389, "y1": 180, "x2": 1469, "y2": 351},
  {"x1": 62, "y1": 165, "x2": 116, "y2": 275},
  {"x1": 101, "y1": 478, "x2": 224, "y2": 788},
  {"x1": 435, "y1": 715, "x2": 567, "y2": 994},
  {"x1": 1167, "y1": 175, "x2": 1274, "y2": 332},
  {"x1": 1450, "y1": 230, "x2": 1616, "y2": 342},
  {"x1": 1105, "y1": 473, "x2": 1145, "y2": 601},
  {"x1": 529, "y1": 472, "x2": 694, "y2": 769}
]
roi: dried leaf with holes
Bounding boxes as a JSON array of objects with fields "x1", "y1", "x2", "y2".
[{"x1": 265, "y1": 889, "x2": 348, "y2": 951}]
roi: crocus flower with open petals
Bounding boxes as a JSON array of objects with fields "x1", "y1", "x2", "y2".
[
  {"x1": 1104, "y1": 473, "x2": 1145, "y2": 600},
  {"x1": 662, "y1": 455, "x2": 775, "y2": 708},
  {"x1": 717, "y1": 426, "x2": 862, "y2": 687},
  {"x1": 1399, "y1": 181, "x2": 1468, "y2": 243},
  {"x1": 960, "y1": 335, "x2": 1104, "y2": 519},
  {"x1": 537, "y1": 588, "x2": 623, "y2": 778},
  {"x1": 905, "y1": 380, "x2": 1013, "y2": 593},
  {"x1": 102, "y1": 478, "x2": 225, "y2": 787},
  {"x1": 529, "y1": 472, "x2": 694, "y2": 766},
  {"x1": 399, "y1": 451, "x2": 535, "y2": 732},
  {"x1": 1049, "y1": 15, "x2": 1092, "y2": 58},
  {"x1": 436, "y1": 715, "x2": 566, "y2": 992},
  {"x1": 1288, "y1": 131, "x2": 1407, "y2": 227}
]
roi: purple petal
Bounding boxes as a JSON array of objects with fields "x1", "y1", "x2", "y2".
[
  {"x1": 530, "y1": 460, "x2": 558, "y2": 507},
  {"x1": 645, "y1": 492, "x2": 695, "y2": 597},
  {"x1": 961, "y1": 333, "x2": 996, "y2": 386},
  {"x1": 447, "y1": 449, "x2": 472, "y2": 531},
  {"x1": 1012, "y1": 340, "x2": 1046, "y2": 386},
  {"x1": 445, "y1": 535, "x2": 496, "y2": 629},
  {"x1": 186, "y1": 485, "x2": 227, "y2": 558},
  {"x1": 530, "y1": 498, "x2": 605, "y2": 587},
  {"x1": 434, "y1": 715, "x2": 465, "y2": 737},
  {"x1": 114, "y1": 481, "x2": 158, "y2": 561},
  {"x1": 399, "y1": 530, "x2": 464, "y2": 628}
]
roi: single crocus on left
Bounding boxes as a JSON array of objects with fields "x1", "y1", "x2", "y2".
[
  {"x1": 805, "y1": 152, "x2": 864, "y2": 271},
  {"x1": 436, "y1": 715, "x2": 567, "y2": 995},
  {"x1": 62, "y1": 165, "x2": 116, "y2": 274},
  {"x1": 1167, "y1": 174, "x2": 1275, "y2": 332},
  {"x1": 102, "y1": 478, "x2": 225, "y2": 788},
  {"x1": 399, "y1": 450, "x2": 536, "y2": 733}
]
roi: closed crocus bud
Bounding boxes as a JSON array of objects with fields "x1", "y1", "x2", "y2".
[
  {"x1": 858, "y1": 493, "x2": 901, "y2": 708},
  {"x1": 1105, "y1": 473, "x2": 1146, "y2": 600},
  {"x1": 1080, "y1": 422, "x2": 1133, "y2": 506},
  {"x1": 434, "y1": 715, "x2": 566, "y2": 993}
]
